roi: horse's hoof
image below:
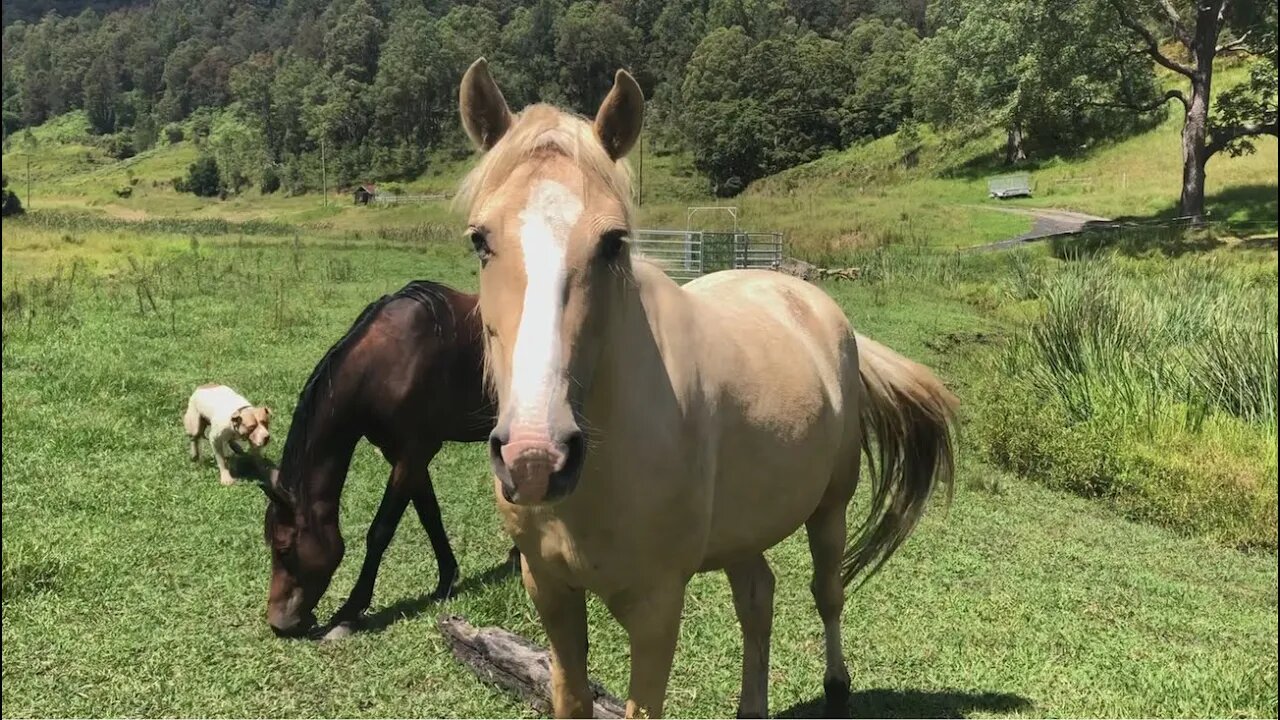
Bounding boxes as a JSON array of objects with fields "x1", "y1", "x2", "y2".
[
  {"x1": 322, "y1": 622, "x2": 357, "y2": 641},
  {"x1": 822, "y1": 676, "x2": 851, "y2": 718}
]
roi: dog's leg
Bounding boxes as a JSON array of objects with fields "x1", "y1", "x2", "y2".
[
  {"x1": 183, "y1": 401, "x2": 206, "y2": 462},
  {"x1": 212, "y1": 436, "x2": 236, "y2": 486}
]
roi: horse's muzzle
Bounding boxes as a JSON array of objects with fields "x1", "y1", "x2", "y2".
[
  {"x1": 489, "y1": 427, "x2": 584, "y2": 505},
  {"x1": 268, "y1": 588, "x2": 317, "y2": 638}
]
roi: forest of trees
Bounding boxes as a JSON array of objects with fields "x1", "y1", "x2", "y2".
[{"x1": 2, "y1": 0, "x2": 1275, "y2": 210}]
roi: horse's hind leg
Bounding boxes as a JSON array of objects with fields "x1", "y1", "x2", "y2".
[
  {"x1": 806, "y1": 476, "x2": 855, "y2": 717},
  {"x1": 331, "y1": 455, "x2": 419, "y2": 625},
  {"x1": 408, "y1": 466, "x2": 460, "y2": 598},
  {"x1": 726, "y1": 554, "x2": 776, "y2": 718}
]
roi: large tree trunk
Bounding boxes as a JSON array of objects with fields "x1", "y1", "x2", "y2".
[
  {"x1": 1179, "y1": 81, "x2": 1210, "y2": 219},
  {"x1": 1179, "y1": 0, "x2": 1224, "y2": 220},
  {"x1": 1005, "y1": 123, "x2": 1027, "y2": 165}
]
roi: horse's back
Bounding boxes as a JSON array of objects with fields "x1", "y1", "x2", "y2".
[
  {"x1": 683, "y1": 269, "x2": 855, "y2": 403},
  {"x1": 350, "y1": 282, "x2": 490, "y2": 443}
]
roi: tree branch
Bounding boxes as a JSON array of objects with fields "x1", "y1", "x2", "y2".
[
  {"x1": 1156, "y1": 0, "x2": 1191, "y2": 46},
  {"x1": 1107, "y1": 0, "x2": 1196, "y2": 78},
  {"x1": 1207, "y1": 120, "x2": 1280, "y2": 157},
  {"x1": 1216, "y1": 31, "x2": 1252, "y2": 54},
  {"x1": 1088, "y1": 88, "x2": 1189, "y2": 112}
]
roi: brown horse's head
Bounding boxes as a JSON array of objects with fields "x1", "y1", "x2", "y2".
[
  {"x1": 234, "y1": 448, "x2": 344, "y2": 637},
  {"x1": 456, "y1": 58, "x2": 643, "y2": 506}
]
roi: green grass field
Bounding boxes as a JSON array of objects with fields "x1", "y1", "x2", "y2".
[{"x1": 3, "y1": 212, "x2": 1277, "y2": 718}]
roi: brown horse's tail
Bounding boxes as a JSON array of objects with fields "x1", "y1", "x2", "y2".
[{"x1": 842, "y1": 333, "x2": 958, "y2": 588}]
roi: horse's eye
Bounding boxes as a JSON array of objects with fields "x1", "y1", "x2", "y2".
[
  {"x1": 467, "y1": 227, "x2": 493, "y2": 262},
  {"x1": 599, "y1": 229, "x2": 628, "y2": 263}
]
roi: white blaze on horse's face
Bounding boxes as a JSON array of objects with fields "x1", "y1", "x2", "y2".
[
  {"x1": 457, "y1": 58, "x2": 645, "y2": 506},
  {"x1": 509, "y1": 179, "x2": 583, "y2": 434}
]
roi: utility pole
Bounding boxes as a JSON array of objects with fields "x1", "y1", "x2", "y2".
[
  {"x1": 26, "y1": 155, "x2": 32, "y2": 209},
  {"x1": 320, "y1": 137, "x2": 328, "y2": 207},
  {"x1": 638, "y1": 134, "x2": 644, "y2": 207}
]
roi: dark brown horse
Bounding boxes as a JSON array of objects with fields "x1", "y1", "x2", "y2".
[{"x1": 247, "y1": 280, "x2": 508, "y2": 638}]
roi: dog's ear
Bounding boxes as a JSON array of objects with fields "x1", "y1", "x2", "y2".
[
  {"x1": 258, "y1": 407, "x2": 272, "y2": 424},
  {"x1": 231, "y1": 410, "x2": 244, "y2": 429}
]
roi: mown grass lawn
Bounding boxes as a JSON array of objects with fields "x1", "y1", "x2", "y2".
[{"x1": 3, "y1": 217, "x2": 1276, "y2": 718}]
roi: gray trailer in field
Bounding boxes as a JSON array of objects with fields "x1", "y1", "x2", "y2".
[{"x1": 988, "y1": 172, "x2": 1033, "y2": 199}]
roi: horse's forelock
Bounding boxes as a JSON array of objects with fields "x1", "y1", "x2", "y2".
[{"x1": 455, "y1": 105, "x2": 634, "y2": 225}]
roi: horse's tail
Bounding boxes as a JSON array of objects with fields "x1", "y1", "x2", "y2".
[{"x1": 842, "y1": 333, "x2": 958, "y2": 588}]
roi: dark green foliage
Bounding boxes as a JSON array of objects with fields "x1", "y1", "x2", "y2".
[
  {"x1": 102, "y1": 131, "x2": 134, "y2": 160},
  {"x1": 681, "y1": 27, "x2": 854, "y2": 193},
  {"x1": 554, "y1": 2, "x2": 639, "y2": 112},
  {"x1": 1, "y1": 174, "x2": 24, "y2": 216},
  {"x1": 183, "y1": 155, "x2": 221, "y2": 197},
  {"x1": 913, "y1": 0, "x2": 1162, "y2": 160},
  {"x1": 259, "y1": 166, "x2": 281, "y2": 194},
  {"x1": 4, "y1": 0, "x2": 1261, "y2": 198},
  {"x1": 132, "y1": 113, "x2": 158, "y2": 152},
  {"x1": 839, "y1": 20, "x2": 919, "y2": 143}
]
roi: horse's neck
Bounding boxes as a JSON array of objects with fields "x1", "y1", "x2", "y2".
[
  {"x1": 591, "y1": 266, "x2": 693, "y2": 432},
  {"x1": 288, "y1": 418, "x2": 362, "y2": 518}
]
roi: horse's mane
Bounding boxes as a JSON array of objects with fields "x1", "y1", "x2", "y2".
[
  {"x1": 278, "y1": 280, "x2": 463, "y2": 505},
  {"x1": 453, "y1": 104, "x2": 634, "y2": 225}
]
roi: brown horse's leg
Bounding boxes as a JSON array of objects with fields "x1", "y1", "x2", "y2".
[
  {"x1": 806, "y1": 495, "x2": 853, "y2": 717},
  {"x1": 331, "y1": 459, "x2": 416, "y2": 624},
  {"x1": 607, "y1": 579, "x2": 688, "y2": 719},
  {"x1": 726, "y1": 555, "x2": 776, "y2": 719},
  {"x1": 408, "y1": 467, "x2": 460, "y2": 598},
  {"x1": 523, "y1": 562, "x2": 592, "y2": 718}
]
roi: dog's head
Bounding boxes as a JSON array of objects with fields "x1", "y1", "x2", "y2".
[{"x1": 232, "y1": 406, "x2": 272, "y2": 448}]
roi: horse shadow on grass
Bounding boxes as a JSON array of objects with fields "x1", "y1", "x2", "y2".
[
  {"x1": 353, "y1": 556, "x2": 522, "y2": 635},
  {"x1": 777, "y1": 688, "x2": 1033, "y2": 719}
]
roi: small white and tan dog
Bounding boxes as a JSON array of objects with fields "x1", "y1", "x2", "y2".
[{"x1": 183, "y1": 384, "x2": 273, "y2": 486}]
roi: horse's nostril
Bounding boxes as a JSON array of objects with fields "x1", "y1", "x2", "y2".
[
  {"x1": 560, "y1": 430, "x2": 585, "y2": 475},
  {"x1": 488, "y1": 430, "x2": 508, "y2": 467}
]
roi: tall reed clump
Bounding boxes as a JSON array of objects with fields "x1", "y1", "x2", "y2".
[{"x1": 974, "y1": 256, "x2": 1279, "y2": 549}]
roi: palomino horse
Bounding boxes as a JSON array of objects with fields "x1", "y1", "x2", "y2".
[
  {"x1": 456, "y1": 59, "x2": 957, "y2": 718},
  {"x1": 252, "y1": 280, "x2": 512, "y2": 638}
]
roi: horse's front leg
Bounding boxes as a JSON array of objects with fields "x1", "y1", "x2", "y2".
[
  {"x1": 330, "y1": 457, "x2": 416, "y2": 627},
  {"x1": 606, "y1": 579, "x2": 688, "y2": 719},
  {"x1": 523, "y1": 561, "x2": 592, "y2": 718}
]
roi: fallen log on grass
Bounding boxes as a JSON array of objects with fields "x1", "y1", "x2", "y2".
[
  {"x1": 437, "y1": 614, "x2": 626, "y2": 718},
  {"x1": 777, "y1": 256, "x2": 861, "y2": 283}
]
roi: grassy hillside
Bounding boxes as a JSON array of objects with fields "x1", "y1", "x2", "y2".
[
  {"x1": 5, "y1": 61, "x2": 1275, "y2": 261},
  {"x1": 742, "y1": 64, "x2": 1276, "y2": 257}
]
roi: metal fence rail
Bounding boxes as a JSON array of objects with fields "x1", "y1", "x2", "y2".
[
  {"x1": 631, "y1": 229, "x2": 783, "y2": 283},
  {"x1": 371, "y1": 192, "x2": 449, "y2": 206}
]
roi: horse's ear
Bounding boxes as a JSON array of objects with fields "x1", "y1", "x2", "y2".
[
  {"x1": 259, "y1": 470, "x2": 294, "y2": 512},
  {"x1": 459, "y1": 57, "x2": 512, "y2": 151},
  {"x1": 594, "y1": 69, "x2": 644, "y2": 161}
]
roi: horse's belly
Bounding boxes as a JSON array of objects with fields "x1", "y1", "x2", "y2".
[{"x1": 700, "y1": 430, "x2": 842, "y2": 569}]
